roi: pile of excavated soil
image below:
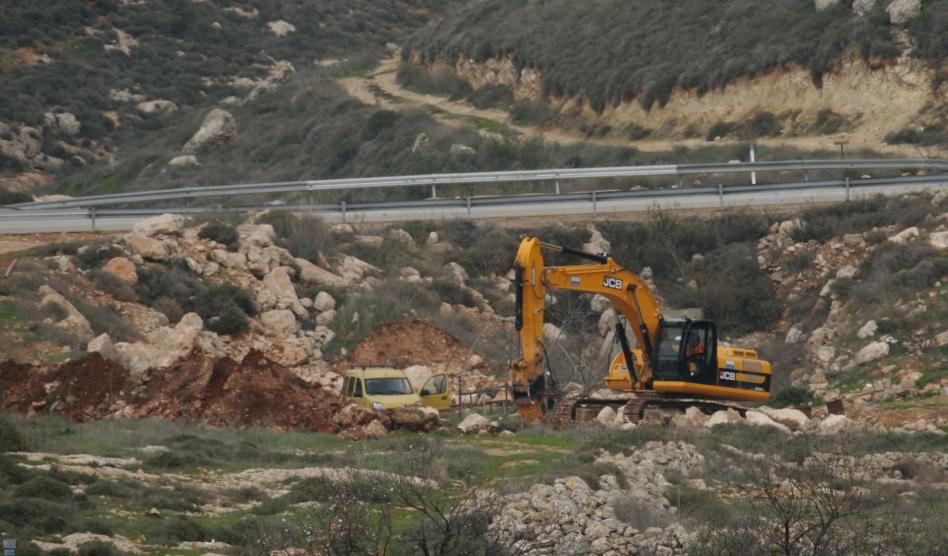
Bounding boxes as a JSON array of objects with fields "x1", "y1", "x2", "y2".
[
  {"x1": 343, "y1": 320, "x2": 472, "y2": 372},
  {"x1": 0, "y1": 350, "x2": 344, "y2": 432}
]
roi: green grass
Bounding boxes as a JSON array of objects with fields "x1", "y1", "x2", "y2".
[
  {"x1": 0, "y1": 300, "x2": 18, "y2": 328},
  {"x1": 443, "y1": 113, "x2": 517, "y2": 136},
  {"x1": 325, "y1": 57, "x2": 379, "y2": 80}
]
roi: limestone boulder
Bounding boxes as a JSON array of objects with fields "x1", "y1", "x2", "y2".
[
  {"x1": 260, "y1": 309, "x2": 298, "y2": 336},
  {"x1": 819, "y1": 414, "x2": 850, "y2": 433},
  {"x1": 930, "y1": 230, "x2": 948, "y2": 250},
  {"x1": 313, "y1": 291, "x2": 336, "y2": 312},
  {"x1": 132, "y1": 214, "x2": 185, "y2": 237},
  {"x1": 87, "y1": 334, "x2": 118, "y2": 362},
  {"x1": 888, "y1": 226, "x2": 919, "y2": 244},
  {"x1": 296, "y1": 258, "x2": 348, "y2": 289},
  {"x1": 124, "y1": 234, "x2": 172, "y2": 261},
  {"x1": 182, "y1": 109, "x2": 236, "y2": 154},
  {"x1": 758, "y1": 407, "x2": 810, "y2": 432},
  {"x1": 745, "y1": 410, "x2": 792, "y2": 434},
  {"x1": 102, "y1": 257, "x2": 138, "y2": 285},
  {"x1": 857, "y1": 320, "x2": 877, "y2": 339},
  {"x1": 38, "y1": 286, "x2": 94, "y2": 343},
  {"x1": 458, "y1": 412, "x2": 492, "y2": 434},
  {"x1": 238, "y1": 223, "x2": 276, "y2": 247},
  {"x1": 364, "y1": 419, "x2": 389, "y2": 439},
  {"x1": 855, "y1": 341, "x2": 890, "y2": 365},
  {"x1": 389, "y1": 405, "x2": 440, "y2": 432},
  {"x1": 705, "y1": 408, "x2": 741, "y2": 428},
  {"x1": 887, "y1": 0, "x2": 921, "y2": 25}
]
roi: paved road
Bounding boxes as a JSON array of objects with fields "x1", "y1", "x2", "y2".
[{"x1": 0, "y1": 180, "x2": 944, "y2": 234}]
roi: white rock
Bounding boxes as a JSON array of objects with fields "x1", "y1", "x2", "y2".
[
  {"x1": 458, "y1": 413, "x2": 491, "y2": 433},
  {"x1": 597, "y1": 308, "x2": 618, "y2": 337},
  {"x1": 296, "y1": 258, "x2": 348, "y2": 289},
  {"x1": 543, "y1": 322, "x2": 566, "y2": 343},
  {"x1": 124, "y1": 234, "x2": 171, "y2": 261},
  {"x1": 836, "y1": 265, "x2": 857, "y2": 280},
  {"x1": 855, "y1": 341, "x2": 889, "y2": 365},
  {"x1": 137, "y1": 100, "x2": 178, "y2": 114},
  {"x1": 313, "y1": 291, "x2": 336, "y2": 312},
  {"x1": 364, "y1": 419, "x2": 388, "y2": 439},
  {"x1": 583, "y1": 226, "x2": 611, "y2": 255},
  {"x1": 888, "y1": 226, "x2": 919, "y2": 244},
  {"x1": 785, "y1": 327, "x2": 804, "y2": 344},
  {"x1": 267, "y1": 19, "x2": 296, "y2": 36},
  {"x1": 261, "y1": 309, "x2": 298, "y2": 336},
  {"x1": 745, "y1": 410, "x2": 792, "y2": 434},
  {"x1": 705, "y1": 408, "x2": 741, "y2": 428},
  {"x1": 596, "y1": 406, "x2": 617, "y2": 426},
  {"x1": 929, "y1": 231, "x2": 948, "y2": 250},
  {"x1": 388, "y1": 228, "x2": 415, "y2": 247},
  {"x1": 168, "y1": 155, "x2": 199, "y2": 167},
  {"x1": 684, "y1": 406, "x2": 708, "y2": 427},
  {"x1": 38, "y1": 286, "x2": 94, "y2": 343},
  {"x1": 758, "y1": 407, "x2": 809, "y2": 431},
  {"x1": 590, "y1": 294, "x2": 611, "y2": 313},
  {"x1": 87, "y1": 334, "x2": 117, "y2": 362},
  {"x1": 315, "y1": 309, "x2": 336, "y2": 326},
  {"x1": 132, "y1": 214, "x2": 185, "y2": 237},
  {"x1": 239, "y1": 223, "x2": 276, "y2": 247},
  {"x1": 857, "y1": 320, "x2": 878, "y2": 339},
  {"x1": 819, "y1": 414, "x2": 850, "y2": 433},
  {"x1": 814, "y1": 0, "x2": 841, "y2": 11},
  {"x1": 886, "y1": 0, "x2": 921, "y2": 25},
  {"x1": 852, "y1": 0, "x2": 876, "y2": 15},
  {"x1": 445, "y1": 262, "x2": 469, "y2": 284},
  {"x1": 182, "y1": 109, "x2": 236, "y2": 154}
]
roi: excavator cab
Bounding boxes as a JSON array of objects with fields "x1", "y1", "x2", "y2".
[{"x1": 652, "y1": 319, "x2": 717, "y2": 384}]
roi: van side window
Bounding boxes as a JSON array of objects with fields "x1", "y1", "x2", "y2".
[{"x1": 353, "y1": 378, "x2": 363, "y2": 398}]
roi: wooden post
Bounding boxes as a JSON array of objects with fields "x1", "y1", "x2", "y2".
[
  {"x1": 457, "y1": 375, "x2": 463, "y2": 420},
  {"x1": 4, "y1": 259, "x2": 16, "y2": 278}
]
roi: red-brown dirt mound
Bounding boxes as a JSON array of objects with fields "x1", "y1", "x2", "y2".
[
  {"x1": 343, "y1": 319, "x2": 472, "y2": 371},
  {"x1": 0, "y1": 350, "x2": 345, "y2": 432}
]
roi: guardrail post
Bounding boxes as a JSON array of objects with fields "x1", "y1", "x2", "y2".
[
  {"x1": 718, "y1": 184, "x2": 724, "y2": 208},
  {"x1": 431, "y1": 185, "x2": 437, "y2": 198},
  {"x1": 845, "y1": 177, "x2": 850, "y2": 202},
  {"x1": 340, "y1": 201, "x2": 346, "y2": 223},
  {"x1": 592, "y1": 190, "x2": 598, "y2": 216},
  {"x1": 89, "y1": 208, "x2": 96, "y2": 232},
  {"x1": 466, "y1": 197, "x2": 472, "y2": 219},
  {"x1": 555, "y1": 180, "x2": 560, "y2": 195}
]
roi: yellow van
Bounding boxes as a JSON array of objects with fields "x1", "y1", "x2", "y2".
[{"x1": 342, "y1": 367, "x2": 451, "y2": 412}]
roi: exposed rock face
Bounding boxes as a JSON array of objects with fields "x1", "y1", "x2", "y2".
[
  {"x1": 814, "y1": 0, "x2": 841, "y2": 11},
  {"x1": 857, "y1": 320, "x2": 878, "y2": 339},
  {"x1": 182, "y1": 109, "x2": 237, "y2": 154},
  {"x1": 758, "y1": 407, "x2": 810, "y2": 432},
  {"x1": 168, "y1": 155, "x2": 199, "y2": 167},
  {"x1": 888, "y1": 226, "x2": 919, "y2": 244},
  {"x1": 132, "y1": 214, "x2": 185, "y2": 237},
  {"x1": 103, "y1": 257, "x2": 138, "y2": 285},
  {"x1": 262, "y1": 267, "x2": 305, "y2": 315},
  {"x1": 45, "y1": 112, "x2": 81, "y2": 136},
  {"x1": 38, "y1": 286, "x2": 94, "y2": 343}
]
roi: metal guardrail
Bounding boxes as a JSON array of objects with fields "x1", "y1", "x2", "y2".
[
  {"x1": 11, "y1": 158, "x2": 948, "y2": 210},
  {"x1": 2, "y1": 174, "x2": 945, "y2": 229}
]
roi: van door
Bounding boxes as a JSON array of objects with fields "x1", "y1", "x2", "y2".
[{"x1": 419, "y1": 373, "x2": 451, "y2": 411}]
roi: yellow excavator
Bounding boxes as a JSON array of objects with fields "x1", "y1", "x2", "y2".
[{"x1": 509, "y1": 236, "x2": 772, "y2": 424}]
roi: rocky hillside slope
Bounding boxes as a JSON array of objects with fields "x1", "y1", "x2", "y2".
[
  {"x1": 402, "y1": 0, "x2": 948, "y2": 150},
  {"x1": 1, "y1": 191, "x2": 946, "y2": 434}
]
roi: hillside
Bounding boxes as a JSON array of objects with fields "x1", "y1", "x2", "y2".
[
  {"x1": 1, "y1": 194, "x2": 947, "y2": 553},
  {"x1": 402, "y1": 0, "x2": 948, "y2": 149}
]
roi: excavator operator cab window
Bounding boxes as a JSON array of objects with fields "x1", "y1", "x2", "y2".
[
  {"x1": 653, "y1": 322, "x2": 685, "y2": 379},
  {"x1": 653, "y1": 320, "x2": 717, "y2": 382}
]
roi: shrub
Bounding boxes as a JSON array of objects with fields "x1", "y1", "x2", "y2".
[
  {"x1": 257, "y1": 212, "x2": 334, "y2": 262},
  {"x1": 0, "y1": 417, "x2": 26, "y2": 452},
  {"x1": 74, "y1": 243, "x2": 123, "y2": 270},
  {"x1": 770, "y1": 386, "x2": 814, "y2": 408},
  {"x1": 90, "y1": 270, "x2": 138, "y2": 302},
  {"x1": 467, "y1": 84, "x2": 515, "y2": 109},
  {"x1": 78, "y1": 541, "x2": 122, "y2": 556},
  {"x1": 146, "y1": 516, "x2": 207, "y2": 544},
  {"x1": 706, "y1": 121, "x2": 732, "y2": 141},
  {"x1": 198, "y1": 221, "x2": 239, "y2": 250},
  {"x1": 0, "y1": 187, "x2": 31, "y2": 204},
  {"x1": 14, "y1": 476, "x2": 74, "y2": 501}
]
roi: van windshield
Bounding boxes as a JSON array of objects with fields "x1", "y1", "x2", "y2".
[{"x1": 365, "y1": 377, "x2": 414, "y2": 395}]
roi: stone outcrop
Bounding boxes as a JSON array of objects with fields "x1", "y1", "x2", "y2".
[
  {"x1": 103, "y1": 257, "x2": 138, "y2": 285},
  {"x1": 182, "y1": 109, "x2": 237, "y2": 154},
  {"x1": 132, "y1": 214, "x2": 185, "y2": 237},
  {"x1": 38, "y1": 286, "x2": 94, "y2": 343}
]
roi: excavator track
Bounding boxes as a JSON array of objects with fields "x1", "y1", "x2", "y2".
[{"x1": 550, "y1": 393, "x2": 750, "y2": 426}]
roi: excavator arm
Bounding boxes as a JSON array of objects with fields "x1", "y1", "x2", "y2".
[{"x1": 509, "y1": 237, "x2": 663, "y2": 421}]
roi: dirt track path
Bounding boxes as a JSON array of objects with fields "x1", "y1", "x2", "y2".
[{"x1": 339, "y1": 54, "x2": 943, "y2": 158}]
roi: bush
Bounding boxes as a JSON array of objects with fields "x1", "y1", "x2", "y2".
[
  {"x1": 467, "y1": 84, "x2": 515, "y2": 109},
  {"x1": 257, "y1": 212, "x2": 334, "y2": 262},
  {"x1": 14, "y1": 476, "x2": 74, "y2": 501},
  {"x1": 0, "y1": 417, "x2": 26, "y2": 452},
  {"x1": 78, "y1": 541, "x2": 122, "y2": 556},
  {"x1": 770, "y1": 386, "x2": 814, "y2": 408},
  {"x1": 74, "y1": 243, "x2": 123, "y2": 270},
  {"x1": 706, "y1": 121, "x2": 733, "y2": 141},
  {"x1": 198, "y1": 221, "x2": 239, "y2": 250},
  {"x1": 0, "y1": 188, "x2": 31, "y2": 204},
  {"x1": 90, "y1": 270, "x2": 138, "y2": 302}
]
